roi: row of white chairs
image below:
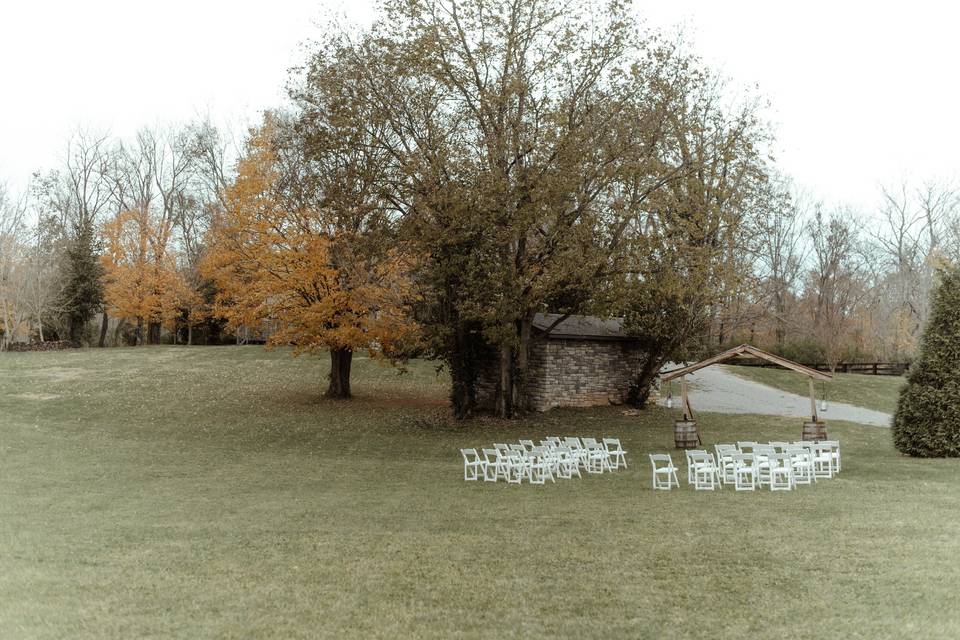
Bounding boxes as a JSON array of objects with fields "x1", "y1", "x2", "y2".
[
  {"x1": 461, "y1": 437, "x2": 627, "y2": 484},
  {"x1": 650, "y1": 440, "x2": 842, "y2": 491}
]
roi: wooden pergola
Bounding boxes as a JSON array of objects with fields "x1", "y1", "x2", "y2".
[{"x1": 660, "y1": 344, "x2": 833, "y2": 447}]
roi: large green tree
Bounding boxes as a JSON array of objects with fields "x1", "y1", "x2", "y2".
[
  {"x1": 892, "y1": 265, "x2": 960, "y2": 457},
  {"x1": 298, "y1": 0, "x2": 770, "y2": 417}
]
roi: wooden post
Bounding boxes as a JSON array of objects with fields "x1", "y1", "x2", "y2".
[
  {"x1": 680, "y1": 376, "x2": 701, "y2": 446},
  {"x1": 808, "y1": 377, "x2": 818, "y2": 423}
]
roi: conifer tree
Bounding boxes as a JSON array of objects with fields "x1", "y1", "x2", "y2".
[
  {"x1": 892, "y1": 265, "x2": 960, "y2": 457},
  {"x1": 60, "y1": 222, "x2": 104, "y2": 344}
]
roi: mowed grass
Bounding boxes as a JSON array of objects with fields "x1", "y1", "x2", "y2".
[
  {"x1": 725, "y1": 364, "x2": 906, "y2": 414},
  {"x1": 1, "y1": 347, "x2": 958, "y2": 639}
]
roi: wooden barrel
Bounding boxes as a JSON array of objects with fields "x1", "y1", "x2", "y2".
[
  {"x1": 674, "y1": 420, "x2": 700, "y2": 449},
  {"x1": 802, "y1": 421, "x2": 828, "y2": 442}
]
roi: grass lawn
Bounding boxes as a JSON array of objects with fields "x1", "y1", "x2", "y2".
[
  {"x1": 724, "y1": 364, "x2": 906, "y2": 415},
  {"x1": 1, "y1": 346, "x2": 958, "y2": 639}
]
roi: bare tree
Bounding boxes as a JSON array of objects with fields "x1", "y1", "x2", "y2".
[
  {"x1": 805, "y1": 208, "x2": 869, "y2": 368},
  {"x1": 21, "y1": 212, "x2": 65, "y2": 342},
  {"x1": 0, "y1": 184, "x2": 28, "y2": 350},
  {"x1": 869, "y1": 179, "x2": 959, "y2": 358},
  {"x1": 37, "y1": 130, "x2": 117, "y2": 344}
]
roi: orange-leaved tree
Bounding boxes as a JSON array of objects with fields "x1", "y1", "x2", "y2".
[
  {"x1": 202, "y1": 117, "x2": 418, "y2": 398},
  {"x1": 101, "y1": 206, "x2": 188, "y2": 344}
]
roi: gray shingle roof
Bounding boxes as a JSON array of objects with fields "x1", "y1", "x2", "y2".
[{"x1": 532, "y1": 313, "x2": 631, "y2": 340}]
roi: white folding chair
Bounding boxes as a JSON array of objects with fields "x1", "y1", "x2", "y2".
[
  {"x1": 519, "y1": 439, "x2": 536, "y2": 452},
  {"x1": 526, "y1": 448, "x2": 555, "y2": 484},
  {"x1": 556, "y1": 446, "x2": 581, "y2": 479},
  {"x1": 563, "y1": 437, "x2": 588, "y2": 470},
  {"x1": 481, "y1": 448, "x2": 503, "y2": 482},
  {"x1": 768, "y1": 453, "x2": 794, "y2": 491},
  {"x1": 812, "y1": 443, "x2": 835, "y2": 479},
  {"x1": 785, "y1": 444, "x2": 814, "y2": 485},
  {"x1": 715, "y1": 444, "x2": 738, "y2": 484},
  {"x1": 822, "y1": 440, "x2": 841, "y2": 473},
  {"x1": 737, "y1": 441, "x2": 757, "y2": 454},
  {"x1": 602, "y1": 438, "x2": 628, "y2": 470},
  {"x1": 503, "y1": 448, "x2": 524, "y2": 484},
  {"x1": 688, "y1": 450, "x2": 721, "y2": 490},
  {"x1": 583, "y1": 439, "x2": 611, "y2": 474},
  {"x1": 753, "y1": 444, "x2": 775, "y2": 487},
  {"x1": 460, "y1": 448, "x2": 484, "y2": 481},
  {"x1": 731, "y1": 453, "x2": 757, "y2": 491},
  {"x1": 649, "y1": 454, "x2": 679, "y2": 490}
]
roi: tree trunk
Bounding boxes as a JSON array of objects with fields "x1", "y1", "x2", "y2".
[
  {"x1": 98, "y1": 311, "x2": 108, "y2": 348},
  {"x1": 513, "y1": 318, "x2": 532, "y2": 412},
  {"x1": 187, "y1": 322, "x2": 193, "y2": 346},
  {"x1": 0, "y1": 298, "x2": 8, "y2": 351},
  {"x1": 38, "y1": 319, "x2": 44, "y2": 343},
  {"x1": 148, "y1": 322, "x2": 161, "y2": 345},
  {"x1": 628, "y1": 348, "x2": 665, "y2": 408},
  {"x1": 326, "y1": 347, "x2": 353, "y2": 398},
  {"x1": 449, "y1": 322, "x2": 480, "y2": 418},
  {"x1": 136, "y1": 317, "x2": 144, "y2": 346},
  {"x1": 494, "y1": 340, "x2": 513, "y2": 418},
  {"x1": 774, "y1": 290, "x2": 786, "y2": 348},
  {"x1": 69, "y1": 315, "x2": 84, "y2": 345}
]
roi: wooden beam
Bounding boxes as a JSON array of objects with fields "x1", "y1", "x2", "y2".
[
  {"x1": 661, "y1": 343, "x2": 832, "y2": 382},
  {"x1": 739, "y1": 345, "x2": 833, "y2": 381},
  {"x1": 661, "y1": 344, "x2": 751, "y2": 381}
]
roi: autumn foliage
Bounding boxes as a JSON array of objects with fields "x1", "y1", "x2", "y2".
[
  {"x1": 101, "y1": 207, "x2": 188, "y2": 344},
  {"x1": 202, "y1": 123, "x2": 419, "y2": 397}
]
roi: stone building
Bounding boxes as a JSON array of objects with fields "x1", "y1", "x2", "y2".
[{"x1": 477, "y1": 313, "x2": 645, "y2": 411}]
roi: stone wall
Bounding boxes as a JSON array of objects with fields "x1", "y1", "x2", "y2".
[
  {"x1": 4, "y1": 340, "x2": 74, "y2": 352},
  {"x1": 527, "y1": 336, "x2": 643, "y2": 411},
  {"x1": 475, "y1": 334, "x2": 644, "y2": 412}
]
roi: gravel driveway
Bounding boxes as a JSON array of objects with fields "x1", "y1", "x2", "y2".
[{"x1": 658, "y1": 364, "x2": 892, "y2": 427}]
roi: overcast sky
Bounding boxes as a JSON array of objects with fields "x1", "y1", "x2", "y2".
[{"x1": 1, "y1": 0, "x2": 957, "y2": 211}]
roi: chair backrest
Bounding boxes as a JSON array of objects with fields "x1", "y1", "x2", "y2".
[
  {"x1": 822, "y1": 440, "x2": 840, "y2": 450},
  {"x1": 602, "y1": 438, "x2": 623, "y2": 451},
  {"x1": 769, "y1": 441, "x2": 789, "y2": 452},
  {"x1": 649, "y1": 453, "x2": 674, "y2": 468},
  {"x1": 482, "y1": 448, "x2": 500, "y2": 462},
  {"x1": 564, "y1": 437, "x2": 583, "y2": 449},
  {"x1": 737, "y1": 441, "x2": 757, "y2": 453},
  {"x1": 545, "y1": 437, "x2": 562, "y2": 447},
  {"x1": 494, "y1": 443, "x2": 510, "y2": 453},
  {"x1": 812, "y1": 442, "x2": 832, "y2": 455},
  {"x1": 715, "y1": 444, "x2": 737, "y2": 455},
  {"x1": 461, "y1": 448, "x2": 479, "y2": 462},
  {"x1": 754, "y1": 444, "x2": 776, "y2": 456},
  {"x1": 582, "y1": 437, "x2": 599, "y2": 447},
  {"x1": 508, "y1": 443, "x2": 525, "y2": 453},
  {"x1": 731, "y1": 452, "x2": 755, "y2": 467},
  {"x1": 768, "y1": 452, "x2": 792, "y2": 469},
  {"x1": 519, "y1": 439, "x2": 535, "y2": 451},
  {"x1": 505, "y1": 448, "x2": 524, "y2": 461}
]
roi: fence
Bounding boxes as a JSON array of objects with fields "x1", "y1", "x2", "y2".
[{"x1": 728, "y1": 358, "x2": 909, "y2": 376}]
